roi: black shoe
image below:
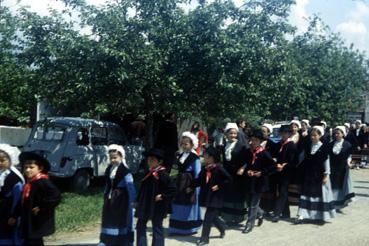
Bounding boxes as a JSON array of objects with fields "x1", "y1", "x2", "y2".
[
  {"x1": 220, "y1": 230, "x2": 225, "y2": 238},
  {"x1": 242, "y1": 223, "x2": 253, "y2": 234},
  {"x1": 293, "y1": 218, "x2": 303, "y2": 225},
  {"x1": 271, "y1": 215, "x2": 280, "y2": 223},
  {"x1": 196, "y1": 239, "x2": 209, "y2": 245},
  {"x1": 257, "y1": 215, "x2": 264, "y2": 226}
]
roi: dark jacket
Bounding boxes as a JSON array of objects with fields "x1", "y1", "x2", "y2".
[
  {"x1": 21, "y1": 178, "x2": 61, "y2": 239},
  {"x1": 174, "y1": 152, "x2": 199, "y2": 205},
  {"x1": 222, "y1": 141, "x2": 249, "y2": 202},
  {"x1": 350, "y1": 128, "x2": 365, "y2": 149},
  {"x1": 193, "y1": 164, "x2": 232, "y2": 208},
  {"x1": 275, "y1": 140, "x2": 298, "y2": 179},
  {"x1": 0, "y1": 171, "x2": 23, "y2": 239},
  {"x1": 299, "y1": 143, "x2": 329, "y2": 197},
  {"x1": 135, "y1": 167, "x2": 176, "y2": 220},
  {"x1": 264, "y1": 138, "x2": 278, "y2": 158},
  {"x1": 101, "y1": 164, "x2": 135, "y2": 230},
  {"x1": 243, "y1": 148, "x2": 276, "y2": 194},
  {"x1": 345, "y1": 131, "x2": 359, "y2": 149},
  {"x1": 328, "y1": 140, "x2": 352, "y2": 189}
]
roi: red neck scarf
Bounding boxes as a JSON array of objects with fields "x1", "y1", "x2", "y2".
[
  {"x1": 142, "y1": 166, "x2": 166, "y2": 181},
  {"x1": 279, "y1": 139, "x2": 291, "y2": 153},
  {"x1": 205, "y1": 163, "x2": 218, "y2": 184},
  {"x1": 22, "y1": 173, "x2": 49, "y2": 202},
  {"x1": 251, "y1": 146, "x2": 265, "y2": 164}
]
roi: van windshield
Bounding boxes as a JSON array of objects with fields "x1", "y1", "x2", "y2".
[{"x1": 33, "y1": 124, "x2": 65, "y2": 141}]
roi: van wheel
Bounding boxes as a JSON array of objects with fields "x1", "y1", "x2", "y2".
[{"x1": 72, "y1": 170, "x2": 90, "y2": 192}]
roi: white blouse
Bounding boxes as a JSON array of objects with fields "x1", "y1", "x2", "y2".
[
  {"x1": 332, "y1": 139, "x2": 344, "y2": 155},
  {"x1": 225, "y1": 139, "x2": 238, "y2": 161}
]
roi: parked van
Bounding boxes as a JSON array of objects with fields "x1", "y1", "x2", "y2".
[{"x1": 23, "y1": 117, "x2": 144, "y2": 191}]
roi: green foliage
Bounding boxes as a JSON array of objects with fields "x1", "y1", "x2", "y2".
[
  {"x1": 0, "y1": 0, "x2": 368, "y2": 129},
  {"x1": 0, "y1": 6, "x2": 36, "y2": 124}
]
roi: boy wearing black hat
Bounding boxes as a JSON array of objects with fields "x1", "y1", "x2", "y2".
[
  {"x1": 271, "y1": 125, "x2": 298, "y2": 222},
  {"x1": 237, "y1": 130, "x2": 275, "y2": 234},
  {"x1": 189, "y1": 147, "x2": 232, "y2": 245},
  {"x1": 135, "y1": 148, "x2": 176, "y2": 246},
  {"x1": 19, "y1": 151, "x2": 61, "y2": 246}
]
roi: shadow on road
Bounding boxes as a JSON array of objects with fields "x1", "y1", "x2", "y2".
[
  {"x1": 355, "y1": 193, "x2": 369, "y2": 198},
  {"x1": 354, "y1": 180, "x2": 369, "y2": 184}
]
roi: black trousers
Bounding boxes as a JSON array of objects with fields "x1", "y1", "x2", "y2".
[
  {"x1": 24, "y1": 237, "x2": 44, "y2": 246},
  {"x1": 274, "y1": 179, "x2": 291, "y2": 217},
  {"x1": 246, "y1": 193, "x2": 263, "y2": 226},
  {"x1": 136, "y1": 216, "x2": 164, "y2": 246},
  {"x1": 200, "y1": 208, "x2": 226, "y2": 242}
]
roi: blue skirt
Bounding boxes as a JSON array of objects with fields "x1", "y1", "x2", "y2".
[{"x1": 169, "y1": 189, "x2": 202, "y2": 235}]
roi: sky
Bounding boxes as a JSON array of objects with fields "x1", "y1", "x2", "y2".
[{"x1": 2, "y1": 0, "x2": 369, "y2": 53}]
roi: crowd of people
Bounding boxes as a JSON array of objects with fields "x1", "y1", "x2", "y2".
[{"x1": 0, "y1": 117, "x2": 362, "y2": 246}]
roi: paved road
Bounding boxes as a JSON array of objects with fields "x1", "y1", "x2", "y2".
[{"x1": 47, "y1": 168, "x2": 369, "y2": 246}]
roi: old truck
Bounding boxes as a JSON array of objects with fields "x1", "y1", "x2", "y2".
[{"x1": 22, "y1": 117, "x2": 144, "y2": 191}]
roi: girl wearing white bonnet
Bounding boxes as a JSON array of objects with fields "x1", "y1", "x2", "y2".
[
  {"x1": 99, "y1": 144, "x2": 136, "y2": 245},
  {"x1": 0, "y1": 146, "x2": 24, "y2": 245},
  {"x1": 169, "y1": 131, "x2": 202, "y2": 235},
  {"x1": 221, "y1": 123, "x2": 249, "y2": 224},
  {"x1": 327, "y1": 126, "x2": 355, "y2": 210},
  {"x1": 290, "y1": 120, "x2": 301, "y2": 144}
]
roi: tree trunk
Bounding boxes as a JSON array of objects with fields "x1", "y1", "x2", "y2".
[{"x1": 145, "y1": 112, "x2": 154, "y2": 149}]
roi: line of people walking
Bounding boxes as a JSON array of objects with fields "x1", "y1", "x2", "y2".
[{"x1": 1, "y1": 117, "x2": 356, "y2": 246}]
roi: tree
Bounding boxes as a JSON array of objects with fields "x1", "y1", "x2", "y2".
[{"x1": 0, "y1": 6, "x2": 36, "y2": 125}]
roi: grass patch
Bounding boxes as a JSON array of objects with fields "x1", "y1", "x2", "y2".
[
  {"x1": 53, "y1": 168, "x2": 180, "y2": 233},
  {"x1": 55, "y1": 187, "x2": 104, "y2": 233}
]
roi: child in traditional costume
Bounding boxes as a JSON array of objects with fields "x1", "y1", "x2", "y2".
[
  {"x1": 19, "y1": 151, "x2": 61, "y2": 246},
  {"x1": 0, "y1": 149, "x2": 24, "y2": 245},
  {"x1": 99, "y1": 144, "x2": 136, "y2": 246},
  {"x1": 169, "y1": 132, "x2": 202, "y2": 235},
  {"x1": 135, "y1": 148, "x2": 176, "y2": 246}
]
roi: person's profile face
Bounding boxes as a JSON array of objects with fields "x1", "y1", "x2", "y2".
[
  {"x1": 310, "y1": 131, "x2": 321, "y2": 143},
  {"x1": 181, "y1": 137, "x2": 193, "y2": 152},
  {"x1": 226, "y1": 129, "x2": 238, "y2": 141},
  {"x1": 109, "y1": 152, "x2": 122, "y2": 165},
  {"x1": 261, "y1": 126, "x2": 269, "y2": 138},
  {"x1": 24, "y1": 160, "x2": 43, "y2": 179},
  {"x1": 291, "y1": 124, "x2": 299, "y2": 134},
  {"x1": 203, "y1": 152, "x2": 214, "y2": 165},
  {"x1": 250, "y1": 137, "x2": 261, "y2": 149},
  {"x1": 0, "y1": 153, "x2": 11, "y2": 170},
  {"x1": 147, "y1": 156, "x2": 161, "y2": 169}
]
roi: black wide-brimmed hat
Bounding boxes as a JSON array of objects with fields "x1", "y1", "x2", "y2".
[
  {"x1": 280, "y1": 124, "x2": 293, "y2": 133},
  {"x1": 204, "y1": 146, "x2": 221, "y2": 163},
  {"x1": 19, "y1": 151, "x2": 51, "y2": 173},
  {"x1": 250, "y1": 129, "x2": 266, "y2": 141},
  {"x1": 143, "y1": 148, "x2": 165, "y2": 160}
]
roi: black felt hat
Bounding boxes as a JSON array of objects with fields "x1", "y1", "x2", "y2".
[
  {"x1": 250, "y1": 129, "x2": 266, "y2": 141},
  {"x1": 280, "y1": 124, "x2": 293, "y2": 133},
  {"x1": 204, "y1": 146, "x2": 221, "y2": 163},
  {"x1": 143, "y1": 148, "x2": 165, "y2": 160},
  {"x1": 19, "y1": 151, "x2": 51, "y2": 173}
]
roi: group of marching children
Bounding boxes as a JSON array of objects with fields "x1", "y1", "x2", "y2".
[
  {"x1": 99, "y1": 118, "x2": 356, "y2": 246},
  {"x1": 0, "y1": 147, "x2": 61, "y2": 246},
  {"x1": 0, "y1": 117, "x2": 357, "y2": 246}
]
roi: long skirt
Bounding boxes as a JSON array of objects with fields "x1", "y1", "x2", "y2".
[
  {"x1": 332, "y1": 167, "x2": 355, "y2": 210},
  {"x1": 100, "y1": 198, "x2": 134, "y2": 246},
  {"x1": 298, "y1": 177, "x2": 336, "y2": 221},
  {"x1": 168, "y1": 188, "x2": 202, "y2": 235}
]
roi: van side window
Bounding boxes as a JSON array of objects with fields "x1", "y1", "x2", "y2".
[
  {"x1": 108, "y1": 126, "x2": 127, "y2": 145},
  {"x1": 91, "y1": 127, "x2": 108, "y2": 145},
  {"x1": 77, "y1": 128, "x2": 90, "y2": 145}
]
